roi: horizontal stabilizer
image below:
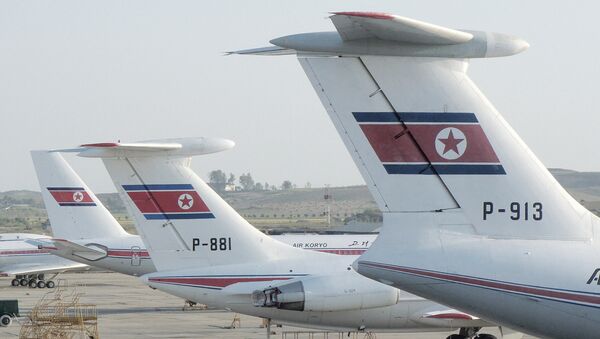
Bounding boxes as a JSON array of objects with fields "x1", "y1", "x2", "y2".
[
  {"x1": 46, "y1": 239, "x2": 108, "y2": 261},
  {"x1": 330, "y1": 12, "x2": 473, "y2": 45},
  {"x1": 71, "y1": 137, "x2": 234, "y2": 158},
  {"x1": 226, "y1": 46, "x2": 294, "y2": 56},
  {"x1": 267, "y1": 11, "x2": 528, "y2": 58}
]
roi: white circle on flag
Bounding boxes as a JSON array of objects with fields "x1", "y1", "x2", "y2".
[
  {"x1": 435, "y1": 127, "x2": 467, "y2": 160},
  {"x1": 72, "y1": 191, "x2": 84, "y2": 202},
  {"x1": 178, "y1": 193, "x2": 194, "y2": 210}
]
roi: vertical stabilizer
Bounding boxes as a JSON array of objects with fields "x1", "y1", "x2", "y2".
[
  {"x1": 31, "y1": 151, "x2": 128, "y2": 240},
  {"x1": 76, "y1": 138, "x2": 299, "y2": 271}
]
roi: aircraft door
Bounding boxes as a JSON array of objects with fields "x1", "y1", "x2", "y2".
[{"x1": 130, "y1": 246, "x2": 141, "y2": 266}]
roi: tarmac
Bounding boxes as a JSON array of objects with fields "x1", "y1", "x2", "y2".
[{"x1": 0, "y1": 272, "x2": 532, "y2": 339}]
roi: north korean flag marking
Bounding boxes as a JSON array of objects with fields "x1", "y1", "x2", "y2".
[
  {"x1": 353, "y1": 112, "x2": 505, "y2": 175},
  {"x1": 122, "y1": 184, "x2": 214, "y2": 220},
  {"x1": 47, "y1": 187, "x2": 96, "y2": 206}
]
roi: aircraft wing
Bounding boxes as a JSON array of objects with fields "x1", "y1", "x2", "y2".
[
  {"x1": 26, "y1": 238, "x2": 108, "y2": 261},
  {"x1": 0, "y1": 261, "x2": 89, "y2": 277}
]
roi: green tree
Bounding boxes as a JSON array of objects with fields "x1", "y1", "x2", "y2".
[
  {"x1": 208, "y1": 170, "x2": 227, "y2": 191},
  {"x1": 227, "y1": 173, "x2": 236, "y2": 185},
  {"x1": 239, "y1": 173, "x2": 255, "y2": 191},
  {"x1": 281, "y1": 180, "x2": 293, "y2": 190}
]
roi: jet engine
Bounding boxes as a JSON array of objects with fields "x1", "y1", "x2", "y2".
[{"x1": 251, "y1": 273, "x2": 399, "y2": 312}]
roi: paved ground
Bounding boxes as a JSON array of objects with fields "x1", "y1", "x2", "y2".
[{"x1": 0, "y1": 272, "x2": 532, "y2": 339}]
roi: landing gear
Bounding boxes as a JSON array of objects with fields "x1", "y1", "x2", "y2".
[
  {"x1": 446, "y1": 328, "x2": 497, "y2": 339},
  {"x1": 10, "y1": 274, "x2": 55, "y2": 288},
  {"x1": 45, "y1": 273, "x2": 60, "y2": 288}
]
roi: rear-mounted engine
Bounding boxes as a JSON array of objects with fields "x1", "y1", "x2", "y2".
[{"x1": 251, "y1": 274, "x2": 398, "y2": 312}]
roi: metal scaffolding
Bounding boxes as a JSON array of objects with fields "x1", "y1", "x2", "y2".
[{"x1": 19, "y1": 281, "x2": 99, "y2": 339}]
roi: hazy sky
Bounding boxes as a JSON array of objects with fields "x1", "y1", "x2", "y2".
[{"x1": 1, "y1": 1, "x2": 599, "y2": 193}]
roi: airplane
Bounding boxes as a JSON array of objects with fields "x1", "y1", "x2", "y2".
[
  {"x1": 233, "y1": 11, "x2": 600, "y2": 339},
  {"x1": 29, "y1": 150, "x2": 376, "y2": 278},
  {"x1": 67, "y1": 137, "x2": 520, "y2": 339},
  {"x1": 0, "y1": 232, "x2": 88, "y2": 288}
]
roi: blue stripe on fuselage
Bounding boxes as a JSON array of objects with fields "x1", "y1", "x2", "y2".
[{"x1": 353, "y1": 112, "x2": 478, "y2": 124}]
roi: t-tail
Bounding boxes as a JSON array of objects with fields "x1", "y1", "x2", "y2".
[
  {"x1": 73, "y1": 137, "x2": 302, "y2": 271},
  {"x1": 233, "y1": 11, "x2": 591, "y2": 241},
  {"x1": 31, "y1": 150, "x2": 128, "y2": 240}
]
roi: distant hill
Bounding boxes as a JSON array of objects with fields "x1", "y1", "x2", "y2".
[
  {"x1": 221, "y1": 186, "x2": 375, "y2": 218},
  {"x1": 547, "y1": 168, "x2": 600, "y2": 214},
  {"x1": 548, "y1": 168, "x2": 578, "y2": 175},
  {"x1": 0, "y1": 185, "x2": 378, "y2": 234},
  {"x1": 4, "y1": 169, "x2": 600, "y2": 234},
  {"x1": 0, "y1": 190, "x2": 44, "y2": 209},
  {"x1": 549, "y1": 168, "x2": 600, "y2": 192}
]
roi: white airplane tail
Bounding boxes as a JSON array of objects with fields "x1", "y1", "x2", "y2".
[
  {"x1": 236, "y1": 12, "x2": 593, "y2": 240},
  {"x1": 75, "y1": 137, "x2": 300, "y2": 271},
  {"x1": 31, "y1": 151, "x2": 128, "y2": 240}
]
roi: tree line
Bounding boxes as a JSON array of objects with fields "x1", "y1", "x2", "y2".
[{"x1": 208, "y1": 170, "x2": 296, "y2": 192}]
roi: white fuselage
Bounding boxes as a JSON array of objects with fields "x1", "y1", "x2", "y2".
[
  {"x1": 357, "y1": 213, "x2": 600, "y2": 338},
  {"x1": 48, "y1": 233, "x2": 375, "y2": 277},
  {"x1": 142, "y1": 250, "x2": 489, "y2": 332},
  {"x1": 0, "y1": 233, "x2": 79, "y2": 276}
]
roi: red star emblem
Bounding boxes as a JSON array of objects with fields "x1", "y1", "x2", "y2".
[
  {"x1": 179, "y1": 195, "x2": 193, "y2": 208},
  {"x1": 438, "y1": 129, "x2": 464, "y2": 155},
  {"x1": 73, "y1": 191, "x2": 84, "y2": 202}
]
